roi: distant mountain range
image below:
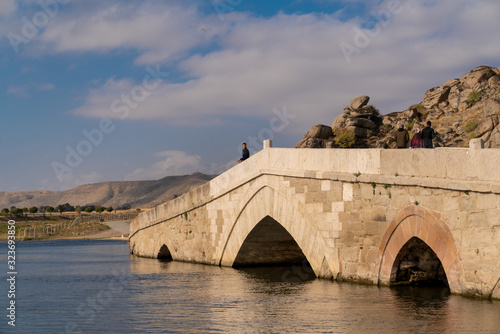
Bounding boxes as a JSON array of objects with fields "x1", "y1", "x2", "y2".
[{"x1": 0, "y1": 173, "x2": 215, "y2": 210}]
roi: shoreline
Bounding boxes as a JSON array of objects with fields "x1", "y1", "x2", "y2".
[{"x1": 1, "y1": 220, "x2": 131, "y2": 242}]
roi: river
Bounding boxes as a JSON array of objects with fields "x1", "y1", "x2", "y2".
[{"x1": 0, "y1": 240, "x2": 499, "y2": 333}]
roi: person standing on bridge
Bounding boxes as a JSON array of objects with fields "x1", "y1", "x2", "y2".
[
  {"x1": 394, "y1": 124, "x2": 410, "y2": 149},
  {"x1": 422, "y1": 121, "x2": 436, "y2": 148},
  {"x1": 237, "y1": 143, "x2": 250, "y2": 163},
  {"x1": 411, "y1": 126, "x2": 423, "y2": 148}
]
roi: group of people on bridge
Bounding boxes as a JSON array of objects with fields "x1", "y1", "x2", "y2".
[
  {"x1": 236, "y1": 121, "x2": 437, "y2": 162},
  {"x1": 394, "y1": 121, "x2": 436, "y2": 149}
]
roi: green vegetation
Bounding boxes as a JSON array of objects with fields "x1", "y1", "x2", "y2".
[
  {"x1": 395, "y1": 172, "x2": 399, "y2": 177},
  {"x1": 0, "y1": 220, "x2": 110, "y2": 240},
  {"x1": 383, "y1": 184, "x2": 392, "y2": 189},
  {"x1": 29, "y1": 207, "x2": 38, "y2": 215},
  {"x1": 380, "y1": 124, "x2": 392, "y2": 132},
  {"x1": 368, "y1": 105, "x2": 381, "y2": 117},
  {"x1": 95, "y1": 206, "x2": 105, "y2": 213},
  {"x1": 371, "y1": 182, "x2": 376, "y2": 194},
  {"x1": 464, "y1": 120, "x2": 478, "y2": 133},
  {"x1": 414, "y1": 201, "x2": 420, "y2": 206},
  {"x1": 46, "y1": 206, "x2": 54, "y2": 213},
  {"x1": 464, "y1": 190, "x2": 470, "y2": 196},
  {"x1": 1, "y1": 208, "x2": 9, "y2": 216},
  {"x1": 411, "y1": 104, "x2": 428, "y2": 119},
  {"x1": 467, "y1": 91, "x2": 481, "y2": 105},
  {"x1": 469, "y1": 133, "x2": 477, "y2": 139},
  {"x1": 11, "y1": 208, "x2": 23, "y2": 216},
  {"x1": 353, "y1": 172, "x2": 361, "y2": 177},
  {"x1": 334, "y1": 128, "x2": 356, "y2": 148},
  {"x1": 410, "y1": 104, "x2": 425, "y2": 112},
  {"x1": 106, "y1": 206, "x2": 113, "y2": 212},
  {"x1": 405, "y1": 119, "x2": 416, "y2": 131},
  {"x1": 183, "y1": 212, "x2": 188, "y2": 220},
  {"x1": 85, "y1": 207, "x2": 93, "y2": 213}
]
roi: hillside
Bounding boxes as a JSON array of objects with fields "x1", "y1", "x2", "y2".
[
  {"x1": 296, "y1": 65, "x2": 500, "y2": 149},
  {"x1": 0, "y1": 173, "x2": 215, "y2": 210}
]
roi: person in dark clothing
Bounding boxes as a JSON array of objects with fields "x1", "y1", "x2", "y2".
[
  {"x1": 421, "y1": 121, "x2": 436, "y2": 148},
  {"x1": 237, "y1": 143, "x2": 250, "y2": 162},
  {"x1": 394, "y1": 124, "x2": 410, "y2": 149}
]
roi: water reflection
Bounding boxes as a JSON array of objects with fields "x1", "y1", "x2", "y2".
[{"x1": 2, "y1": 240, "x2": 499, "y2": 334}]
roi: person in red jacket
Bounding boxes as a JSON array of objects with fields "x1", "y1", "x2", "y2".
[{"x1": 411, "y1": 126, "x2": 423, "y2": 148}]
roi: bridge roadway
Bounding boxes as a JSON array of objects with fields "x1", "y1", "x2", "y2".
[{"x1": 129, "y1": 140, "x2": 500, "y2": 299}]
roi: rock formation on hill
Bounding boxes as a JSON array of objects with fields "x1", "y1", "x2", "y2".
[{"x1": 296, "y1": 65, "x2": 500, "y2": 149}]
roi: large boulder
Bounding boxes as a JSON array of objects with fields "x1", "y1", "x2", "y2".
[
  {"x1": 489, "y1": 75, "x2": 500, "y2": 88},
  {"x1": 484, "y1": 98, "x2": 500, "y2": 118},
  {"x1": 346, "y1": 117, "x2": 376, "y2": 129},
  {"x1": 486, "y1": 125, "x2": 500, "y2": 148},
  {"x1": 448, "y1": 85, "x2": 463, "y2": 109},
  {"x1": 443, "y1": 78, "x2": 460, "y2": 88},
  {"x1": 303, "y1": 124, "x2": 333, "y2": 139},
  {"x1": 295, "y1": 137, "x2": 332, "y2": 148},
  {"x1": 345, "y1": 126, "x2": 367, "y2": 138},
  {"x1": 350, "y1": 105, "x2": 375, "y2": 118},
  {"x1": 349, "y1": 95, "x2": 370, "y2": 109},
  {"x1": 422, "y1": 86, "x2": 451, "y2": 109},
  {"x1": 460, "y1": 66, "x2": 496, "y2": 89},
  {"x1": 331, "y1": 114, "x2": 349, "y2": 129},
  {"x1": 476, "y1": 117, "x2": 495, "y2": 137}
]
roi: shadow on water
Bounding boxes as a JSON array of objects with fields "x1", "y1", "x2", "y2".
[
  {"x1": 234, "y1": 260, "x2": 317, "y2": 283},
  {"x1": 390, "y1": 285, "x2": 451, "y2": 304}
]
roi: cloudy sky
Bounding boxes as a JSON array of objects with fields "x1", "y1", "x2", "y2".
[{"x1": 1, "y1": 0, "x2": 499, "y2": 191}]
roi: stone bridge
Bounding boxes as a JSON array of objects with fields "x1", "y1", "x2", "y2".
[{"x1": 129, "y1": 141, "x2": 500, "y2": 299}]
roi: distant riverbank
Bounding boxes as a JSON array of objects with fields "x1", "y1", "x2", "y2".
[{"x1": 0, "y1": 219, "x2": 131, "y2": 241}]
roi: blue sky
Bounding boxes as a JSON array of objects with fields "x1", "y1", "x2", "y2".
[{"x1": 1, "y1": 0, "x2": 499, "y2": 191}]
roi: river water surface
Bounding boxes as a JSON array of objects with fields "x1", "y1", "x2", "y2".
[{"x1": 1, "y1": 240, "x2": 499, "y2": 333}]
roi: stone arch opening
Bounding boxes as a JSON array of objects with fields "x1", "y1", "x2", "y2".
[
  {"x1": 157, "y1": 244, "x2": 173, "y2": 260},
  {"x1": 376, "y1": 205, "x2": 465, "y2": 293},
  {"x1": 232, "y1": 215, "x2": 312, "y2": 269},
  {"x1": 390, "y1": 237, "x2": 448, "y2": 287}
]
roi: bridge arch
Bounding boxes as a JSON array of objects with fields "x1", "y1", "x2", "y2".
[
  {"x1": 376, "y1": 205, "x2": 466, "y2": 293},
  {"x1": 219, "y1": 182, "x2": 334, "y2": 278}
]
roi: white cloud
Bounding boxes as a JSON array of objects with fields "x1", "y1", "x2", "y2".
[
  {"x1": 0, "y1": 0, "x2": 16, "y2": 17},
  {"x1": 67, "y1": 0, "x2": 500, "y2": 133},
  {"x1": 7, "y1": 85, "x2": 29, "y2": 98},
  {"x1": 6, "y1": 82, "x2": 55, "y2": 97},
  {"x1": 38, "y1": 82, "x2": 55, "y2": 90},
  {"x1": 40, "y1": 3, "x2": 234, "y2": 65},
  {"x1": 125, "y1": 150, "x2": 206, "y2": 180}
]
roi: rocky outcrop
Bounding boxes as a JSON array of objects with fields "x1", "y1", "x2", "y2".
[
  {"x1": 295, "y1": 65, "x2": 500, "y2": 149},
  {"x1": 295, "y1": 124, "x2": 334, "y2": 148}
]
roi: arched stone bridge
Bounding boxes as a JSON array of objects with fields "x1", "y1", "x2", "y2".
[{"x1": 129, "y1": 141, "x2": 500, "y2": 299}]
